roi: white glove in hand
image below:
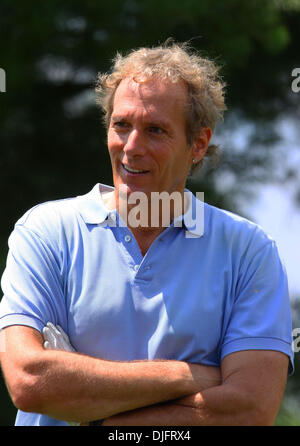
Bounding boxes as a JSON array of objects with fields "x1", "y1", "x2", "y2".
[
  {"x1": 42, "y1": 322, "x2": 79, "y2": 426},
  {"x1": 43, "y1": 322, "x2": 76, "y2": 352}
]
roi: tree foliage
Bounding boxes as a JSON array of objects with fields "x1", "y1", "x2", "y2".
[{"x1": 0, "y1": 0, "x2": 299, "y2": 235}]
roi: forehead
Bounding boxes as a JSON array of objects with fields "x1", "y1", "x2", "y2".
[{"x1": 112, "y1": 77, "x2": 188, "y2": 119}]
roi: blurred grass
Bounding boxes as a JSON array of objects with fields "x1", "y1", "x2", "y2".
[{"x1": 275, "y1": 396, "x2": 300, "y2": 426}]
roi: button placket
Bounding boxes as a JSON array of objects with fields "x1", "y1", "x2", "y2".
[
  {"x1": 117, "y1": 227, "x2": 143, "y2": 271},
  {"x1": 117, "y1": 227, "x2": 159, "y2": 280}
]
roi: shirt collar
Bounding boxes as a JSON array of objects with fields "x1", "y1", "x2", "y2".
[
  {"x1": 75, "y1": 183, "x2": 113, "y2": 224},
  {"x1": 173, "y1": 189, "x2": 205, "y2": 238},
  {"x1": 75, "y1": 184, "x2": 205, "y2": 237}
]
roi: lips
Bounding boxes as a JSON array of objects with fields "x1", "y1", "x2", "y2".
[{"x1": 122, "y1": 163, "x2": 149, "y2": 174}]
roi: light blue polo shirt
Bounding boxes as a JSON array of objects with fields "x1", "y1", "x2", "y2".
[{"x1": 0, "y1": 183, "x2": 294, "y2": 426}]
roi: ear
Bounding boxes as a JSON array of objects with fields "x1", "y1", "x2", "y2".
[{"x1": 191, "y1": 127, "x2": 212, "y2": 164}]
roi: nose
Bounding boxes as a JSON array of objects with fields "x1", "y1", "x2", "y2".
[{"x1": 123, "y1": 129, "x2": 146, "y2": 157}]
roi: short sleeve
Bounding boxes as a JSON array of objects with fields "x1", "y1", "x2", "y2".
[
  {"x1": 221, "y1": 238, "x2": 294, "y2": 374},
  {"x1": 0, "y1": 223, "x2": 66, "y2": 333}
]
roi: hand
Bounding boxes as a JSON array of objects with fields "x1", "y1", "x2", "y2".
[
  {"x1": 42, "y1": 322, "x2": 79, "y2": 426},
  {"x1": 42, "y1": 322, "x2": 76, "y2": 352}
]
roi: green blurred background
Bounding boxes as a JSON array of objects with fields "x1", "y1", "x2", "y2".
[{"x1": 1, "y1": 0, "x2": 300, "y2": 425}]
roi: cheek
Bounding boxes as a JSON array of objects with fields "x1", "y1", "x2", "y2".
[
  {"x1": 152, "y1": 141, "x2": 175, "y2": 164},
  {"x1": 158, "y1": 144, "x2": 190, "y2": 171},
  {"x1": 107, "y1": 134, "x2": 122, "y2": 159}
]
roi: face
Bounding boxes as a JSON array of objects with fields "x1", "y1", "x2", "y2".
[{"x1": 107, "y1": 77, "x2": 209, "y2": 202}]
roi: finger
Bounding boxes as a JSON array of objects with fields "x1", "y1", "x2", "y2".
[
  {"x1": 56, "y1": 325, "x2": 75, "y2": 352},
  {"x1": 56, "y1": 325, "x2": 69, "y2": 343},
  {"x1": 44, "y1": 322, "x2": 74, "y2": 352},
  {"x1": 48, "y1": 322, "x2": 62, "y2": 337},
  {"x1": 43, "y1": 326, "x2": 58, "y2": 348},
  {"x1": 46, "y1": 323, "x2": 64, "y2": 346},
  {"x1": 46, "y1": 321, "x2": 56, "y2": 331},
  {"x1": 44, "y1": 322, "x2": 58, "y2": 340},
  {"x1": 42, "y1": 326, "x2": 52, "y2": 343}
]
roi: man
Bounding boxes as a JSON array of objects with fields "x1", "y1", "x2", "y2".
[{"x1": 0, "y1": 42, "x2": 294, "y2": 426}]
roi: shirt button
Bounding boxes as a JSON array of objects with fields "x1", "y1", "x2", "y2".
[
  {"x1": 124, "y1": 235, "x2": 131, "y2": 242},
  {"x1": 134, "y1": 264, "x2": 139, "y2": 272}
]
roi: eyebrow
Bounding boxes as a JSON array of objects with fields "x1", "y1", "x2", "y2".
[
  {"x1": 110, "y1": 115, "x2": 126, "y2": 123},
  {"x1": 110, "y1": 115, "x2": 172, "y2": 130}
]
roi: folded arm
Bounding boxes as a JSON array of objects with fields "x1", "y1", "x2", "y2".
[
  {"x1": 0, "y1": 325, "x2": 221, "y2": 423},
  {"x1": 100, "y1": 350, "x2": 289, "y2": 426},
  {"x1": 0, "y1": 325, "x2": 288, "y2": 426}
]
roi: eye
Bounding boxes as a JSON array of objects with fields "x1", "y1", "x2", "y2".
[
  {"x1": 110, "y1": 117, "x2": 130, "y2": 131},
  {"x1": 113, "y1": 121, "x2": 128, "y2": 129},
  {"x1": 148, "y1": 126, "x2": 164, "y2": 135}
]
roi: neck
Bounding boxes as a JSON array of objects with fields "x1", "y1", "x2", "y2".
[
  {"x1": 102, "y1": 188, "x2": 188, "y2": 256},
  {"x1": 116, "y1": 189, "x2": 187, "y2": 231}
]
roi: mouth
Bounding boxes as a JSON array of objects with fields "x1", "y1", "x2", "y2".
[{"x1": 122, "y1": 163, "x2": 150, "y2": 175}]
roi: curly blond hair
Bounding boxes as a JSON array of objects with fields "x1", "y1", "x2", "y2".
[{"x1": 95, "y1": 41, "x2": 226, "y2": 174}]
